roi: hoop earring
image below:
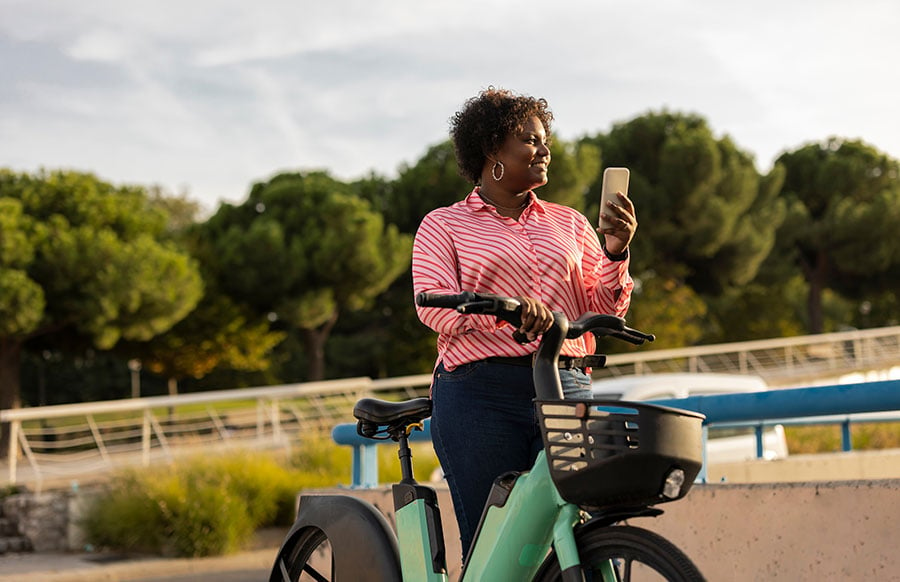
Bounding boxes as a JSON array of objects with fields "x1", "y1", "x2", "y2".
[{"x1": 491, "y1": 161, "x2": 505, "y2": 181}]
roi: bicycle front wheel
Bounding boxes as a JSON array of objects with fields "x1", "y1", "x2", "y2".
[
  {"x1": 533, "y1": 524, "x2": 705, "y2": 582},
  {"x1": 270, "y1": 526, "x2": 334, "y2": 582}
]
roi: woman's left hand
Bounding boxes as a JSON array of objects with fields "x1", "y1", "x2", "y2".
[{"x1": 598, "y1": 191, "x2": 637, "y2": 255}]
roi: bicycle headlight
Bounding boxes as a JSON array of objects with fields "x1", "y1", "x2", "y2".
[{"x1": 662, "y1": 468, "x2": 686, "y2": 499}]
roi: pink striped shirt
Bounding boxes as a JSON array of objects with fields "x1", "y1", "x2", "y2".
[{"x1": 412, "y1": 188, "x2": 634, "y2": 371}]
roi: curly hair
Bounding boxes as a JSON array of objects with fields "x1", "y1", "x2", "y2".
[{"x1": 449, "y1": 87, "x2": 554, "y2": 184}]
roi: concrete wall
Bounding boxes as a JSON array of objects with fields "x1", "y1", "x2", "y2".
[
  {"x1": 707, "y1": 448, "x2": 900, "y2": 484},
  {"x1": 648, "y1": 480, "x2": 899, "y2": 580},
  {"x1": 343, "y1": 478, "x2": 900, "y2": 580}
]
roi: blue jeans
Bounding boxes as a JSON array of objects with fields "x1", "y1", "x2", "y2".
[{"x1": 430, "y1": 360, "x2": 592, "y2": 558}]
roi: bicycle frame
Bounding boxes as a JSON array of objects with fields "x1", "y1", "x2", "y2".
[
  {"x1": 393, "y1": 448, "x2": 589, "y2": 581},
  {"x1": 459, "y1": 450, "x2": 582, "y2": 580}
]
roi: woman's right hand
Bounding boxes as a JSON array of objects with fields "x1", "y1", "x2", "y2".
[{"x1": 515, "y1": 296, "x2": 554, "y2": 341}]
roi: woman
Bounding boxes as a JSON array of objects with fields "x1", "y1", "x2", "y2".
[{"x1": 411, "y1": 87, "x2": 637, "y2": 558}]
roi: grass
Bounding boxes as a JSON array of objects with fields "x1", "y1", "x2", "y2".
[{"x1": 785, "y1": 422, "x2": 900, "y2": 454}]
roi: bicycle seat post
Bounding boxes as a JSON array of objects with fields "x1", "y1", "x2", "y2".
[{"x1": 397, "y1": 430, "x2": 416, "y2": 485}]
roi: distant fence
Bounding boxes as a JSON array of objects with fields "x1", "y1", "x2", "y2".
[
  {"x1": 595, "y1": 325, "x2": 900, "y2": 387},
  {"x1": 2, "y1": 325, "x2": 899, "y2": 490},
  {"x1": 0, "y1": 375, "x2": 430, "y2": 490}
]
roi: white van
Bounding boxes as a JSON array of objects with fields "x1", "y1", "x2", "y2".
[{"x1": 591, "y1": 373, "x2": 789, "y2": 464}]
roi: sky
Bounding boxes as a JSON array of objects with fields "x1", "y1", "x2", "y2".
[{"x1": 2, "y1": 0, "x2": 899, "y2": 216}]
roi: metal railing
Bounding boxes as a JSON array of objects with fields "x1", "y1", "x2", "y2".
[
  {"x1": 0, "y1": 375, "x2": 428, "y2": 490},
  {"x1": 2, "y1": 325, "x2": 900, "y2": 490},
  {"x1": 333, "y1": 379, "x2": 900, "y2": 487},
  {"x1": 596, "y1": 325, "x2": 900, "y2": 387}
]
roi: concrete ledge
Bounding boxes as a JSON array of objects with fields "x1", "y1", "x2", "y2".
[
  {"x1": 343, "y1": 479, "x2": 900, "y2": 580},
  {"x1": 707, "y1": 448, "x2": 900, "y2": 483}
]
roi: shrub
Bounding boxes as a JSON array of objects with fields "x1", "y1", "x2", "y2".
[
  {"x1": 81, "y1": 437, "x2": 444, "y2": 558},
  {"x1": 81, "y1": 449, "x2": 307, "y2": 557}
]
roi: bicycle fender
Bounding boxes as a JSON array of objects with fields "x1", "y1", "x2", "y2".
[
  {"x1": 279, "y1": 494, "x2": 402, "y2": 581},
  {"x1": 580, "y1": 506, "x2": 664, "y2": 529}
]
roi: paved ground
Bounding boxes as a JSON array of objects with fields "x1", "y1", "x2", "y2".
[
  {"x1": 0, "y1": 527, "x2": 287, "y2": 581},
  {"x1": 0, "y1": 546, "x2": 277, "y2": 581}
]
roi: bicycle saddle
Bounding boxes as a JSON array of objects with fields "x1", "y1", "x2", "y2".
[{"x1": 353, "y1": 397, "x2": 433, "y2": 425}]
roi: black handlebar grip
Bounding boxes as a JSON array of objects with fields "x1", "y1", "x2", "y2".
[
  {"x1": 416, "y1": 292, "x2": 468, "y2": 308},
  {"x1": 512, "y1": 330, "x2": 532, "y2": 344}
]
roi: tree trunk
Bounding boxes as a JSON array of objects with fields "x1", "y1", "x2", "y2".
[
  {"x1": 805, "y1": 250, "x2": 829, "y2": 334},
  {"x1": 167, "y1": 377, "x2": 179, "y2": 419},
  {"x1": 0, "y1": 339, "x2": 23, "y2": 459},
  {"x1": 302, "y1": 312, "x2": 339, "y2": 381}
]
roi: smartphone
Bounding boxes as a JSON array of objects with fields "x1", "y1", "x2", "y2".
[{"x1": 599, "y1": 167, "x2": 630, "y2": 229}]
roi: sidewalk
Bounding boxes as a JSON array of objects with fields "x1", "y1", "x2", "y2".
[
  {"x1": 0, "y1": 527, "x2": 285, "y2": 582},
  {"x1": 0, "y1": 546, "x2": 276, "y2": 582}
]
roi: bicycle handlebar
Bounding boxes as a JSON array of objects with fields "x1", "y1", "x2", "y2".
[
  {"x1": 416, "y1": 291, "x2": 655, "y2": 400},
  {"x1": 416, "y1": 291, "x2": 654, "y2": 344}
]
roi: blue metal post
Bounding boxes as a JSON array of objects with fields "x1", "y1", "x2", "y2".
[
  {"x1": 350, "y1": 445, "x2": 362, "y2": 487},
  {"x1": 755, "y1": 425, "x2": 764, "y2": 459},
  {"x1": 361, "y1": 444, "x2": 379, "y2": 488},
  {"x1": 841, "y1": 420, "x2": 852, "y2": 452}
]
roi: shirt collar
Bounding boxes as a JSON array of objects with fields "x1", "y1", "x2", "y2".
[{"x1": 464, "y1": 188, "x2": 546, "y2": 214}]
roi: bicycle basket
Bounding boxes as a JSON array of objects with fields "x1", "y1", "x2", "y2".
[{"x1": 535, "y1": 399, "x2": 705, "y2": 509}]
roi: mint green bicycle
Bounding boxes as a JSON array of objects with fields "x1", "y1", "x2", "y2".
[{"x1": 270, "y1": 292, "x2": 706, "y2": 581}]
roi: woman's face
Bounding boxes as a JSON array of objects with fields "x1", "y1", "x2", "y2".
[{"x1": 494, "y1": 115, "x2": 551, "y2": 191}]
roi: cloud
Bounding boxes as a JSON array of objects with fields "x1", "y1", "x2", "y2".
[{"x1": 2, "y1": 0, "x2": 899, "y2": 214}]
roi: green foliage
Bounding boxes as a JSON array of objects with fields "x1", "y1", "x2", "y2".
[
  {"x1": 0, "y1": 484, "x2": 24, "y2": 499},
  {"x1": 204, "y1": 171, "x2": 410, "y2": 316},
  {"x1": 197, "y1": 171, "x2": 412, "y2": 380},
  {"x1": 0, "y1": 168, "x2": 205, "y2": 342},
  {"x1": 786, "y1": 422, "x2": 900, "y2": 454},
  {"x1": 11, "y1": 109, "x2": 900, "y2": 403},
  {"x1": 775, "y1": 138, "x2": 900, "y2": 332},
  {"x1": 82, "y1": 467, "x2": 253, "y2": 557},
  {"x1": 0, "y1": 197, "x2": 45, "y2": 336},
  {"x1": 132, "y1": 293, "x2": 286, "y2": 384},
  {"x1": 81, "y1": 450, "x2": 308, "y2": 557},
  {"x1": 289, "y1": 434, "x2": 353, "y2": 486},
  {"x1": 290, "y1": 434, "x2": 439, "y2": 486},
  {"x1": 80, "y1": 439, "x2": 441, "y2": 559},
  {"x1": 620, "y1": 272, "x2": 707, "y2": 350},
  {"x1": 583, "y1": 111, "x2": 786, "y2": 295},
  {"x1": 542, "y1": 140, "x2": 602, "y2": 212},
  {"x1": 0, "y1": 169, "x2": 204, "y2": 412},
  {"x1": 364, "y1": 141, "x2": 469, "y2": 235},
  {"x1": 704, "y1": 278, "x2": 807, "y2": 343},
  {"x1": 379, "y1": 441, "x2": 441, "y2": 484},
  {"x1": 850, "y1": 423, "x2": 900, "y2": 450}
]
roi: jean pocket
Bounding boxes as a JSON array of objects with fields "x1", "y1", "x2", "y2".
[{"x1": 435, "y1": 360, "x2": 484, "y2": 382}]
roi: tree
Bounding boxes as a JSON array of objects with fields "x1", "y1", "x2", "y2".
[
  {"x1": 619, "y1": 272, "x2": 708, "y2": 351},
  {"x1": 544, "y1": 139, "x2": 602, "y2": 214},
  {"x1": 197, "y1": 171, "x2": 412, "y2": 381},
  {"x1": 775, "y1": 138, "x2": 900, "y2": 332},
  {"x1": 119, "y1": 190, "x2": 286, "y2": 396},
  {"x1": 128, "y1": 293, "x2": 286, "y2": 396},
  {"x1": 359, "y1": 141, "x2": 469, "y2": 234},
  {"x1": 583, "y1": 111, "x2": 786, "y2": 295},
  {"x1": 0, "y1": 169, "x2": 203, "y2": 432}
]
